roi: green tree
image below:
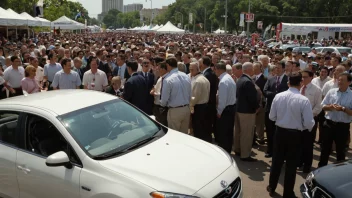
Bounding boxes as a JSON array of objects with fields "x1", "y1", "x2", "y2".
[
  {"x1": 103, "y1": 9, "x2": 122, "y2": 28},
  {"x1": 88, "y1": 18, "x2": 100, "y2": 26}
]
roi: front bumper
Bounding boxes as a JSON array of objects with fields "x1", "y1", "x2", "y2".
[{"x1": 300, "y1": 183, "x2": 311, "y2": 198}]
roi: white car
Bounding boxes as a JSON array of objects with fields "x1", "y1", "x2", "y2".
[
  {"x1": 0, "y1": 90, "x2": 242, "y2": 198},
  {"x1": 314, "y1": 47, "x2": 352, "y2": 55}
]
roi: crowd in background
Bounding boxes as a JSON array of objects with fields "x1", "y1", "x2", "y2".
[{"x1": 1, "y1": 32, "x2": 352, "y2": 198}]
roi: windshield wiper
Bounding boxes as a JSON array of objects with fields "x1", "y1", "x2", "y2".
[{"x1": 93, "y1": 131, "x2": 162, "y2": 160}]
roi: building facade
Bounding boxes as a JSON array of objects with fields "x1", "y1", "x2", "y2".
[
  {"x1": 123, "y1": 4, "x2": 143, "y2": 13},
  {"x1": 102, "y1": 0, "x2": 124, "y2": 13},
  {"x1": 139, "y1": 6, "x2": 168, "y2": 22}
]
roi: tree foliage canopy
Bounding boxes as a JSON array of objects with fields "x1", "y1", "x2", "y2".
[
  {"x1": 103, "y1": 9, "x2": 141, "y2": 29},
  {"x1": 1, "y1": 0, "x2": 99, "y2": 26},
  {"x1": 153, "y1": 0, "x2": 352, "y2": 33}
]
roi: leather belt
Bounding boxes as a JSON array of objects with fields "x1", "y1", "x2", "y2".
[{"x1": 168, "y1": 104, "x2": 189, "y2": 108}]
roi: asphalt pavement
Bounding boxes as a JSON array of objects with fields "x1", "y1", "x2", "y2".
[{"x1": 233, "y1": 138, "x2": 352, "y2": 198}]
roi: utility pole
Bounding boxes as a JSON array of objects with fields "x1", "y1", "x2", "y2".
[
  {"x1": 225, "y1": 0, "x2": 228, "y2": 34},
  {"x1": 246, "y1": 0, "x2": 251, "y2": 33},
  {"x1": 193, "y1": 13, "x2": 195, "y2": 33},
  {"x1": 146, "y1": 0, "x2": 153, "y2": 25},
  {"x1": 204, "y1": 8, "x2": 206, "y2": 33}
]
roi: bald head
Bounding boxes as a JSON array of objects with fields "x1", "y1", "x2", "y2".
[{"x1": 242, "y1": 62, "x2": 254, "y2": 76}]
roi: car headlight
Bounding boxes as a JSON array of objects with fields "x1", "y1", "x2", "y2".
[
  {"x1": 216, "y1": 145, "x2": 234, "y2": 164},
  {"x1": 306, "y1": 172, "x2": 314, "y2": 187},
  {"x1": 150, "y1": 192, "x2": 199, "y2": 198}
]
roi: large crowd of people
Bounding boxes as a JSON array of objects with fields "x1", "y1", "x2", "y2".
[{"x1": 1, "y1": 32, "x2": 352, "y2": 198}]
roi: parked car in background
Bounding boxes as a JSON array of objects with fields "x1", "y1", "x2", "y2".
[
  {"x1": 0, "y1": 90, "x2": 243, "y2": 198},
  {"x1": 314, "y1": 47, "x2": 352, "y2": 55},
  {"x1": 280, "y1": 44, "x2": 300, "y2": 50},
  {"x1": 292, "y1": 47, "x2": 311, "y2": 53},
  {"x1": 300, "y1": 160, "x2": 352, "y2": 198}
]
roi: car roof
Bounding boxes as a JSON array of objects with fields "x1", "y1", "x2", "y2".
[{"x1": 0, "y1": 90, "x2": 117, "y2": 115}]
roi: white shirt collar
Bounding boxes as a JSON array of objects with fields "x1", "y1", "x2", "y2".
[
  {"x1": 256, "y1": 73, "x2": 263, "y2": 79},
  {"x1": 202, "y1": 67, "x2": 211, "y2": 74}
]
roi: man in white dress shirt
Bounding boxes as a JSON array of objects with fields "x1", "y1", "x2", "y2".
[
  {"x1": 311, "y1": 67, "x2": 331, "y2": 89},
  {"x1": 311, "y1": 66, "x2": 331, "y2": 143},
  {"x1": 150, "y1": 61, "x2": 168, "y2": 126},
  {"x1": 322, "y1": 65, "x2": 345, "y2": 97},
  {"x1": 214, "y1": 62, "x2": 237, "y2": 153},
  {"x1": 299, "y1": 69, "x2": 322, "y2": 173},
  {"x1": 267, "y1": 72, "x2": 315, "y2": 198}
]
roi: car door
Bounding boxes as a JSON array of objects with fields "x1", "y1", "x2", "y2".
[
  {"x1": 0, "y1": 111, "x2": 21, "y2": 198},
  {"x1": 16, "y1": 113, "x2": 82, "y2": 198}
]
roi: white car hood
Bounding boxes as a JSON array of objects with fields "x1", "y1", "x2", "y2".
[{"x1": 98, "y1": 130, "x2": 232, "y2": 195}]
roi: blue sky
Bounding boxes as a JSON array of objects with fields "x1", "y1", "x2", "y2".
[{"x1": 78, "y1": 0, "x2": 176, "y2": 18}]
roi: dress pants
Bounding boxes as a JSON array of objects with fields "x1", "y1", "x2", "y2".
[
  {"x1": 153, "y1": 105, "x2": 168, "y2": 127},
  {"x1": 216, "y1": 104, "x2": 236, "y2": 153},
  {"x1": 0, "y1": 84, "x2": 6, "y2": 100},
  {"x1": 311, "y1": 116, "x2": 319, "y2": 142},
  {"x1": 255, "y1": 106, "x2": 265, "y2": 141},
  {"x1": 205, "y1": 103, "x2": 217, "y2": 142},
  {"x1": 192, "y1": 103, "x2": 211, "y2": 143},
  {"x1": 9, "y1": 87, "x2": 23, "y2": 97},
  {"x1": 317, "y1": 110, "x2": 326, "y2": 142},
  {"x1": 318, "y1": 120, "x2": 350, "y2": 167},
  {"x1": 234, "y1": 112, "x2": 256, "y2": 158},
  {"x1": 298, "y1": 130, "x2": 313, "y2": 171},
  {"x1": 167, "y1": 106, "x2": 190, "y2": 134},
  {"x1": 269, "y1": 126, "x2": 302, "y2": 198},
  {"x1": 265, "y1": 111, "x2": 276, "y2": 155}
]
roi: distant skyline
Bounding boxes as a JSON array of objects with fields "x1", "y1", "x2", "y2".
[{"x1": 78, "y1": 0, "x2": 176, "y2": 18}]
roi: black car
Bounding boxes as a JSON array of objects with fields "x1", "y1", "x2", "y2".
[{"x1": 301, "y1": 160, "x2": 352, "y2": 198}]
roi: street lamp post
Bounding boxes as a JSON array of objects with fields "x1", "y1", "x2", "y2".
[
  {"x1": 176, "y1": 12, "x2": 184, "y2": 29},
  {"x1": 204, "y1": 8, "x2": 206, "y2": 33},
  {"x1": 222, "y1": 0, "x2": 228, "y2": 34},
  {"x1": 146, "y1": 0, "x2": 153, "y2": 25},
  {"x1": 247, "y1": 0, "x2": 251, "y2": 33}
]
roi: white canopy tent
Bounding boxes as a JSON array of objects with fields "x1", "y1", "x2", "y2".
[
  {"x1": 35, "y1": 17, "x2": 51, "y2": 27},
  {"x1": 213, "y1": 28, "x2": 225, "y2": 34},
  {"x1": 0, "y1": 7, "x2": 27, "y2": 26},
  {"x1": 156, "y1": 21, "x2": 185, "y2": 33},
  {"x1": 51, "y1": 16, "x2": 85, "y2": 30},
  {"x1": 151, "y1": 25, "x2": 161, "y2": 31},
  {"x1": 20, "y1": 12, "x2": 42, "y2": 26}
]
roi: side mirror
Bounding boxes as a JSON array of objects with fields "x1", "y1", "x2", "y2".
[
  {"x1": 46, "y1": 151, "x2": 72, "y2": 169},
  {"x1": 149, "y1": 115, "x2": 156, "y2": 120}
]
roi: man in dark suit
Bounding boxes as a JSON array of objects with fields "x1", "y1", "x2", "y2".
[
  {"x1": 96, "y1": 50, "x2": 112, "y2": 80},
  {"x1": 73, "y1": 57, "x2": 84, "y2": 89},
  {"x1": 263, "y1": 61, "x2": 289, "y2": 158},
  {"x1": 200, "y1": 56, "x2": 218, "y2": 142},
  {"x1": 122, "y1": 61, "x2": 149, "y2": 114},
  {"x1": 253, "y1": 61, "x2": 267, "y2": 144},
  {"x1": 234, "y1": 62, "x2": 259, "y2": 161},
  {"x1": 138, "y1": 59, "x2": 155, "y2": 115}
]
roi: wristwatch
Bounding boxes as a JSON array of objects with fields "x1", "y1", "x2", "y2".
[{"x1": 342, "y1": 107, "x2": 346, "y2": 112}]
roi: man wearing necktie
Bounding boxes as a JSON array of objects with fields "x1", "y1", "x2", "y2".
[
  {"x1": 112, "y1": 54, "x2": 127, "y2": 81},
  {"x1": 122, "y1": 61, "x2": 149, "y2": 114},
  {"x1": 138, "y1": 59, "x2": 155, "y2": 115},
  {"x1": 253, "y1": 62, "x2": 267, "y2": 144},
  {"x1": 263, "y1": 61, "x2": 289, "y2": 158},
  {"x1": 298, "y1": 69, "x2": 322, "y2": 173}
]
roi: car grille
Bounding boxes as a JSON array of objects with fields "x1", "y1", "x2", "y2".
[
  {"x1": 311, "y1": 187, "x2": 331, "y2": 198},
  {"x1": 213, "y1": 177, "x2": 241, "y2": 198},
  {"x1": 307, "y1": 180, "x2": 332, "y2": 198}
]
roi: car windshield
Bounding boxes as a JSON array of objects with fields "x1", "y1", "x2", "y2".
[
  {"x1": 58, "y1": 99, "x2": 162, "y2": 158},
  {"x1": 337, "y1": 48, "x2": 352, "y2": 54}
]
